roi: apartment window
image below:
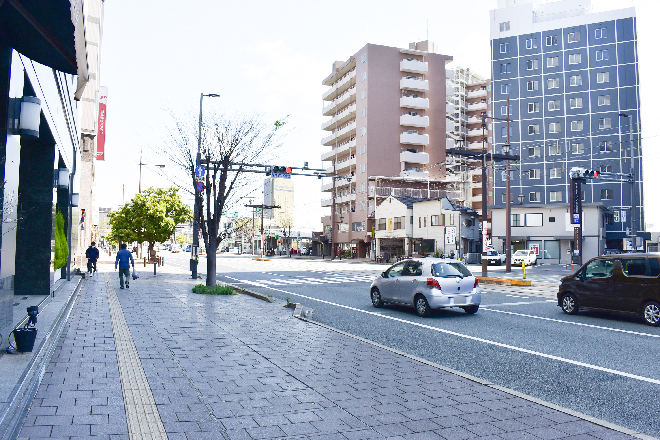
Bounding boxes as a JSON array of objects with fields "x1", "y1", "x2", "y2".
[
  {"x1": 568, "y1": 53, "x2": 582, "y2": 64},
  {"x1": 528, "y1": 146, "x2": 540, "y2": 158},
  {"x1": 601, "y1": 189, "x2": 613, "y2": 200},
  {"x1": 406, "y1": 129, "x2": 418, "y2": 134},
  {"x1": 511, "y1": 213, "x2": 521, "y2": 226},
  {"x1": 571, "y1": 143, "x2": 584, "y2": 154},
  {"x1": 352, "y1": 221, "x2": 366, "y2": 232},
  {"x1": 597, "y1": 71, "x2": 610, "y2": 83},
  {"x1": 570, "y1": 97, "x2": 583, "y2": 108},
  {"x1": 569, "y1": 75, "x2": 582, "y2": 86},
  {"x1": 361, "y1": 108, "x2": 366, "y2": 117},
  {"x1": 528, "y1": 102, "x2": 539, "y2": 113},
  {"x1": 527, "y1": 59, "x2": 538, "y2": 70},
  {"x1": 500, "y1": 21, "x2": 510, "y2": 32},
  {"x1": 500, "y1": 63, "x2": 512, "y2": 74},
  {"x1": 550, "y1": 167, "x2": 561, "y2": 178},
  {"x1": 360, "y1": 163, "x2": 366, "y2": 173},
  {"x1": 528, "y1": 124, "x2": 540, "y2": 135},
  {"x1": 360, "y1": 90, "x2": 366, "y2": 99},
  {"x1": 529, "y1": 169, "x2": 541, "y2": 179},
  {"x1": 548, "y1": 122, "x2": 561, "y2": 133},
  {"x1": 361, "y1": 126, "x2": 366, "y2": 136},
  {"x1": 596, "y1": 50, "x2": 609, "y2": 61},
  {"x1": 361, "y1": 53, "x2": 366, "y2": 63},
  {"x1": 431, "y1": 215, "x2": 441, "y2": 226},
  {"x1": 360, "y1": 201, "x2": 366, "y2": 211},
  {"x1": 418, "y1": 217, "x2": 421, "y2": 228},
  {"x1": 500, "y1": 43, "x2": 510, "y2": 53},
  {"x1": 567, "y1": 31, "x2": 580, "y2": 43},
  {"x1": 361, "y1": 72, "x2": 366, "y2": 81},
  {"x1": 393, "y1": 217, "x2": 403, "y2": 229},
  {"x1": 548, "y1": 100, "x2": 561, "y2": 111},
  {"x1": 501, "y1": 84, "x2": 511, "y2": 94},
  {"x1": 526, "y1": 38, "x2": 538, "y2": 49},
  {"x1": 599, "y1": 140, "x2": 613, "y2": 152},
  {"x1": 360, "y1": 144, "x2": 366, "y2": 154},
  {"x1": 547, "y1": 78, "x2": 559, "y2": 89},
  {"x1": 546, "y1": 35, "x2": 558, "y2": 46},
  {"x1": 547, "y1": 56, "x2": 559, "y2": 67},
  {"x1": 501, "y1": 126, "x2": 511, "y2": 137},
  {"x1": 501, "y1": 105, "x2": 512, "y2": 116},
  {"x1": 598, "y1": 94, "x2": 611, "y2": 106},
  {"x1": 527, "y1": 80, "x2": 538, "y2": 91},
  {"x1": 571, "y1": 120, "x2": 584, "y2": 131},
  {"x1": 529, "y1": 192, "x2": 541, "y2": 202},
  {"x1": 550, "y1": 191, "x2": 563, "y2": 202},
  {"x1": 549, "y1": 142, "x2": 561, "y2": 155},
  {"x1": 378, "y1": 218, "x2": 386, "y2": 230},
  {"x1": 599, "y1": 118, "x2": 611, "y2": 129},
  {"x1": 581, "y1": 190, "x2": 586, "y2": 202},
  {"x1": 600, "y1": 164, "x2": 613, "y2": 173},
  {"x1": 595, "y1": 28, "x2": 607, "y2": 39},
  {"x1": 360, "y1": 183, "x2": 366, "y2": 192},
  {"x1": 424, "y1": 217, "x2": 426, "y2": 227}
]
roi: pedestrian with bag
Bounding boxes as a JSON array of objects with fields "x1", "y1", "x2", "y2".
[
  {"x1": 115, "y1": 243, "x2": 135, "y2": 289},
  {"x1": 85, "y1": 241, "x2": 100, "y2": 276}
]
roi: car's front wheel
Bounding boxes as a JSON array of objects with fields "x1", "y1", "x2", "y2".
[
  {"x1": 642, "y1": 301, "x2": 660, "y2": 326},
  {"x1": 561, "y1": 293, "x2": 579, "y2": 315},
  {"x1": 415, "y1": 295, "x2": 430, "y2": 317},
  {"x1": 462, "y1": 305, "x2": 479, "y2": 314},
  {"x1": 371, "y1": 288, "x2": 383, "y2": 308}
]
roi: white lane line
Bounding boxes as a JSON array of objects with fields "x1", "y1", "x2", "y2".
[
  {"x1": 487, "y1": 300, "x2": 556, "y2": 306},
  {"x1": 481, "y1": 307, "x2": 660, "y2": 339},
  {"x1": 223, "y1": 275, "x2": 660, "y2": 386}
]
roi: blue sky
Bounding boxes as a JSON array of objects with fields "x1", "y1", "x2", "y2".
[{"x1": 95, "y1": 0, "x2": 660, "y2": 231}]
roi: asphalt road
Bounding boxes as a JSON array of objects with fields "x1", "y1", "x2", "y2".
[{"x1": 165, "y1": 252, "x2": 660, "y2": 437}]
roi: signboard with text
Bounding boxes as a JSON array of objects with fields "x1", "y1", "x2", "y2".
[{"x1": 96, "y1": 86, "x2": 107, "y2": 160}]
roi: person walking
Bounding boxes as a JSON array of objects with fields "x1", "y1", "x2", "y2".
[
  {"x1": 85, "y1": 241, "x2": 100, "y2": 276},
  {"x1": 115, "y1": 243, "x2": 135, "y2": 289}
]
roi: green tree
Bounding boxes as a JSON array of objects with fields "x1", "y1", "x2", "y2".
[
  {"x1": 53, "y1": 210, "x2": 68, "y2": 270},
  {"x1": 108, "y1": 187, "x2": 192, "y2": 256},
  {"x1": 176, "y1": 233, "x2": 189, "y2": 244}
]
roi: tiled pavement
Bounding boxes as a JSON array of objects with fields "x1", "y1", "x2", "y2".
[{"x1": 17, "y1": 264, "x2": 639, "y2": 439}]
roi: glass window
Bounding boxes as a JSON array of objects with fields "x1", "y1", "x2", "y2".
[
  {"x1": 599, "y1": 141, "x2": 612, "y2": 152},
  {"x1": 500, "y1": 22, "x2": 510, "y2": 32},
  {"x1": 544, "y1": 240, "x2": 560, "y2": 259},
  {"x1": 546, "y1": 35, "x2": 557, "y2": 46},
  {"x1": 567, "y1": 32, "x2": 580, "y2": 43},
  {"x1": 548, "y1": 100, "x2": 561, "y2": 111},
  {"x1": 431, "y1": 215, "x2": 440, "y2": 226},
  {"x1": 528, "y1": 146, "x2": 540, "y2": 157},
  {"x1": 570, "y1": 97, "x2": 583, "y2": 108},
  {"x1": 501, "y1": 84, "x2": 511, "y2": 94},
  {"x1": 570, "y1": 75, "x2": 582, "y2": 86},
  {"x1": 547, "y1": 78, "x2": 559, "y2": 89},
  {"x1": 361, "y1": 144, "x2": 366, "y2": 154},
  {"x1": 528, "y1": 124, "x2": 540, "y2": 135},
  {"x1": 431, "y1": 262, "x2": 472, "y2": 278},
  {"x1": 571, "y1": 120, "x2": 584, "y2": 131},
  {"x1": 598, "y1": 95, "x2": 610, "y2": 106},
  {"x1": 599, "y1": 118, "x2": 612, "y2": 129},
  {"x1": 526, "y1": 38, "x2": 538, "y2": 49},
  {"x1": 595, "y1": 28, "x2": 607, "y2": 39},
  {"x1": 549, "y1": 142, "x2": 561, "y2": 155},
  {"x1": 529, "y1": 192, "x2": 541, "y2": 202},
  {"x1": 601, "y1": 188, "x2": 613, "y2": 200},
  {"x1": 550, "y1": 167, "x2": 561, "y2": 178},
  {"x1": 618, "y1": 258, "x2": 648, "y2": 277},
  {"x1": 378, "y1": 218, "x2": 386, "y2": 230},
  {"x1": 403, "y1": 261, "x2": 423, "y2": 276},
  {"x1": 527, "y1": 81, "x2": 538, "y2": 91},
  {"x1": 511, "y1": 214, "x2": 521, "y2": 226},
  {"x1": 386, "y1": 262, "x2": 406, "y2": 277},
  {"x1": 597, "y1": 71, "x2": 610, "y2": 83},
  {"x1": 569, "y1": 53, "x2": 581, "y2": 64},
  {"x1": 527, "y1": 59, "x2": 538, "y2": 70},
  {"x1": 547, "y1": 56, "x2": 559, "y2": 67},
  {"x1": 500, "y1": 63, "x2": 511, "y2": 73},
  {"x1": 500, "y1": 43, "x2": 510, "y2": 53},
  {"x1": 361, "y1": 53, "x2": 366, "y2": 63},
  {"x1": 550, "y1": 191, "x2": 562, "y2": 202},
  {"x1": 361, "y1": 72, "x2": 366, "y2": 81},
  {"x1": 525, "y1": 213, "x2": 543, "y2": 226},
  {"x1": 600, "y1": 165, "x2": 613, "y2": 173},
  {"x1": 548, "y1": 122, "x2": 561, "y2": 133},
  {"x1": 596, "y1": 50, "x2": 609, "y2": 61},
  {"x1": 649, "y1": 258, "x2": 660, "y2": 277},
  {"x1": 584, "y1": 259, "x2": 614, "y2": 280},
  {"x1": 571, "y1": 143, "x2": 584, "y2": 154},
  {"x1": 528, "y1": 102, "x2": 539, "y2": 113},
  {"x1": 529, "y1": 169, "x2": 540, "y2": 179}
]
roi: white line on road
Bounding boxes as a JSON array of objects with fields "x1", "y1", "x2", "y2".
[
  {"x1": 225, "y1": 275, "x2": 660, "y2": 386},
  {"x1": 486, "y1": 300, "x2": 556, "y2": 306},
  {"x1": 481, "y1": 307, "x2": 660, "y2": 339}
]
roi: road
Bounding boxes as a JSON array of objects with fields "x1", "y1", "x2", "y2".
[{"x1": 164, "y1": 252, "x2": 660, "y2": 437}]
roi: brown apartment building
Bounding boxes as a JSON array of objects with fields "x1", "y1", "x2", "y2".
[{"x1": 320, "y1": 40, "x2": 456, "y2": 258}]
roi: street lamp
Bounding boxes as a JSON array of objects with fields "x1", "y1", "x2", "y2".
[
  {"x1": 502, "y1": 142, "x2": 512, "y2": 272},
  {"x1": 619, "y1": 112, "x2": 637, "y2": 251},
  {"x1": 138, "y1": 149, "x2": 165, "y2": 194},
  {"x1": 518, "y1": 194, "x2": 525, "y2": 205},
  {"x1": 192, "y1": 93, "x2": 220, "y2": 279}
]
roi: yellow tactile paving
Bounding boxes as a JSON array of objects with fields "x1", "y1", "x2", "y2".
[{"x1": 104, "y1": 274, "x2": 168, "y2": 440}]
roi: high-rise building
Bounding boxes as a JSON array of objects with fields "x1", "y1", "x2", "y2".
[
  {"x1": 490, "y1": 0, "x2": 645, "y2": 259},
  {"x1": 264, "y1": 176, "x2": 294, "y2": 230},
  {"x1": 320, "y1": 41, "x2": 455, "y2": 258}
]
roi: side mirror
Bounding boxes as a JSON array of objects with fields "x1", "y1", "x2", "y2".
[{"x1": 381, "y1": 272, "x2": 387, "y2": 278}]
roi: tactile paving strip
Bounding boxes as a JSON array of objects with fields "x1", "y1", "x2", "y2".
[{"x1": 104, "y1": 274, "x2": 168, "y2": 440}]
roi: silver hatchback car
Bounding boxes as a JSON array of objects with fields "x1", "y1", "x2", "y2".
[{"x1": 370, "y1": 258, "x2": 481, "y2": 317}]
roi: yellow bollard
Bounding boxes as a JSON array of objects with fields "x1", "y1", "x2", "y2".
[{"x1": 522, "y1": 261, "x2": 526, "y2": 279}]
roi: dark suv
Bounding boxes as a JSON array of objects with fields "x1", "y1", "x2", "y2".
[{"x1": 558, "y1": 254, "x2": 660, "y2": 326}]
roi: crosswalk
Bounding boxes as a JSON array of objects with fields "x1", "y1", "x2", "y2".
[{"x1": 225, "y1": 272, "x2": 377, "y2": 288}]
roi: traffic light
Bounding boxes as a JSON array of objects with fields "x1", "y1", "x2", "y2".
[
  {"x1": 271, "y1": 166, "x2": 292, "y2": 175},
  {"x1": 582, "y1": 169, "x2": 599, "y2": 178}
]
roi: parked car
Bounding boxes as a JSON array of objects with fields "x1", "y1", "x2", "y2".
[
  {"x1": 370, "y1": 258, "x2": 481, "y2": 317},
  {"x1": 184, "y1": 244, "x2": 191, "y2": 252},
  {"x1": 512, "y1": 249, "x2": 537, "y2": 266},
  {"x1": 483, "y1": 249, "x2": 506, "y2": 266},
  {"x1": 558, "y1": 254, "x2": 660, "y2": 326}
]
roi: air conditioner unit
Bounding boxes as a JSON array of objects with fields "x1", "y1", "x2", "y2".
[{"x1": 409, "y1": 112, "x2": 417, "y2": 116}]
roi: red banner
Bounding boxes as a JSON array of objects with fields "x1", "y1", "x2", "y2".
[{"x1": 96, "y1": 86, "x2": 107, "y2": 160}]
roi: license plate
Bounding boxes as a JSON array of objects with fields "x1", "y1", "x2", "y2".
[{"x1": 452, "y1": 296, "x2": 467, "y2": 305}]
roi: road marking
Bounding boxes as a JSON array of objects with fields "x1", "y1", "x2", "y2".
[
  {"x1": 481, "y1": 307, "x2": 660, "y2": 339},
  {"x1": 223, "y1": 275, "x2": 660, "y2": 386},
  {"x1": 486, "y1": 300, "x2": 556, "y2": 306}
]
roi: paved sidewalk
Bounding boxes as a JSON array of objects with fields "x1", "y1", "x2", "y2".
[{"x1": 15, "y1": 263, "x2": 643, "y2": 439}]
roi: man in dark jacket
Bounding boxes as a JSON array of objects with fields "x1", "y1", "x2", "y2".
[
  {"x1": 114, "y1": 243, "x2": 135, "y2": 289},
  {"x1": 85, "y1": 241, "x2": 100, "y2": 275}
]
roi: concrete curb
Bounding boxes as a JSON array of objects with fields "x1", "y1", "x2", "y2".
[
  {"x1": 227, "y1": 284, "x2": 275, "y2": 303},
  {"x1": 479, "y1": 277, "x2": 532, "y2": 286}
]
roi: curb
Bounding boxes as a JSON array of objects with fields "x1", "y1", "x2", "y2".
[
  {"x1": 479, "y1": 277, "x2": 532, "y2": 286},
  {"x1": 228, "y1": 284, "x2": 274, "y2": 303}
]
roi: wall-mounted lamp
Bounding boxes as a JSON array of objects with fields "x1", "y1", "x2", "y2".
[
  {"x1": 518, "y1": 194, "x2": 525, "y2": 205},
  {"x1": 56, "y1": 167, "x2": 69, "y2": 189},
  {"x1": 9, "y1": 96, "x2": 41, "y2": 138},
  {"x1": 70, "y1": 193, "x2": 80, "y2": 207}
]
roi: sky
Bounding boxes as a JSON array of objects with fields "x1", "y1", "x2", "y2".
[{"x1": 95, "y1": 0, "x2": 660, "y2": 232}]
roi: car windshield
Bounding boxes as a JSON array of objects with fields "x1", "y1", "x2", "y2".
[
  {"x1": 431, "y1": 262, "x2": 472, "y2": 278},
  {"x1": 486, "y1": 251, "x2": 499, "y2": 256},
  {"x1": 513, "y1": 251, "x2": 528, "y2": 256}
]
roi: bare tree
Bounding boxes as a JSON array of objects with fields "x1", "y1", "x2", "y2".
[{"x1": 155, "y1": 109, "x2": 288, "y2": 286}]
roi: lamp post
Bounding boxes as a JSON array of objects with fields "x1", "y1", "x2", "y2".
[
  {"x1": 518, "y1": 194, "x2": 525, "y2": 205},
  {"x1": 138, "y1": 149, "x2": 165, "y2": 194},
  {"x1": 192, "y1": 93, "x2": 220, "y2": 279},
  {"x1": 619, "y1": 112, "x2": 636, "y2": 251},
  {"x1": 502, "y1": 142, "x2": 512, "y2": 272},
  {"x1": 337, "y1": 215, "x2": 344, "y2": 260}
]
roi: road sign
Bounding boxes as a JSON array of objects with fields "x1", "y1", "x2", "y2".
[
  {"x1": 195, "y1": 166, "x2": 206, "y2": 178},
  {"x1": 195, "y1": 181, "x2": 205, "y2": 192}
]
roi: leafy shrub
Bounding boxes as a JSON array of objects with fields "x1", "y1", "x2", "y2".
[
  {"x1": 54, "y1": 210, "x2": 68, "y2": 270},
  {"x1": 192, "y1": 284, "x2": 235, "y2": 295}
]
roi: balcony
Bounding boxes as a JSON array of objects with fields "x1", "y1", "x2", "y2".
[
  {"x1": 334, "y1": 155, "x2": 356, "y2": 172},
  {"x1": 321, "y1": 120, "x2": 356, "y2": 147},
  {"x1": 467, "y1": 128, "x2": 485, "y2": 137},
  {"x1": 446, "y1": 85, "x2": 455, "y2": 96},
  {"x1": 467, "y1": 88, "x2": 487, "y2": 99},
  {"x1": 467, "y1": 116, "x2": 481, "y2": 124},
  {"x1": 321, "y1": 103, "x2": 356, "y2": 131},
  {"x1": 400, "y1": 59, "x2": 428, "y2": 74},
  {"x1": 400, "y1": 150, "x2": 429, "y2": 164},
  {"x1": 337, "y1": 193, "x2": 357, "y2": 204},
  {"x1": 320, "y1": 137, "x2": 356, "y2": 161},
  {"x1": 320, "y1": 198, "x2": 332, "y2": 207},
  {"x1": 400, "y1": 114, "x2": 429, "y2": 127},
  {"x1": 400, "y1": 170, "x2": 429, "y2": 180},
  {"x1": 321, "y1": 177, "x2": 353, "y2": 192},
  {"x1": 322, "y1": 69, "x2": 356, "y2": 101},
  {"x1": 400, "y1": 132, "x2": 429, "y2": 145},
  {"x1": 467, "y1": 101, "x2": 487, "y2": 112},
  {"x1": 322, "y1": 86, "x2": 356, "y2": 116},
  {"x1": 400, "y1": 77, "x2": 429, "y2": 91},
  {"x1": 400, "y1": 96, "x2": 429, "y2": 109}
]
